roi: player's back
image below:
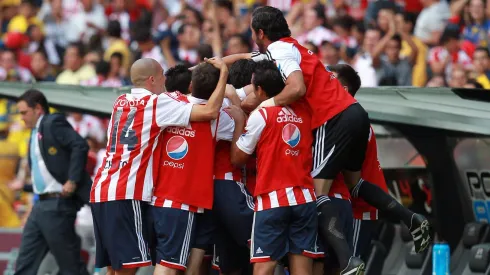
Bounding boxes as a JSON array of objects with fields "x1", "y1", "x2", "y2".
[
  {"x1": 91, "y1": 92, "x2": 162, "y2": 203},
  {"x1": 254, "y1": 105, "x2": 313, "y2": 196},
  {"x1": 274, "y1": 37, "x2": 356, "y2": 128}
]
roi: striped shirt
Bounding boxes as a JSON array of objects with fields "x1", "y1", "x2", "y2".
[{"x1": 90, "y1": 88, "x2": 193, "y2": 203}]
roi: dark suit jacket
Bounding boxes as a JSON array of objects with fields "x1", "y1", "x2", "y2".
[{"x1": 28, "y1": 113, "x2": 92, "y2": 209}]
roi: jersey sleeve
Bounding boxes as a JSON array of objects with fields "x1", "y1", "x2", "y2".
[
  {"x1": 236, "y1": 109, "x2": 266, "y2": 155},
  {"x1": 235, "y1": 88, "x2": 247, "y2": 101},
  {"x1": 155, "y1": 93, "x2": 194, "y2": 128},
  {"x1": 267, "y1": 42, "x2": 302, "y2": 81},
  {"x1": 216, "y1": 108, "x2": 235, "y2": 141}
]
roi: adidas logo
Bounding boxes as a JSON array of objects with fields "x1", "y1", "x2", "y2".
[{"x1": 256, "y1": 247, "x2": 263, "y2": 254}]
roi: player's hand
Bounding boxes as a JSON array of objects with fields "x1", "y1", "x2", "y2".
[
  {"x1": 225, "y1": 105, "x2": 247, "y2": 122},
  {"x1": 205, "y1": 57, "x2": 226, "y2": 69},
  {"x1": 62, "y1": 180, "x2": 77, "y2": 197}
]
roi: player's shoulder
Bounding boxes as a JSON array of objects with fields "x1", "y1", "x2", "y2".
[{"x1": 267, "y1": 40, "x2": 300, "y2": 60}]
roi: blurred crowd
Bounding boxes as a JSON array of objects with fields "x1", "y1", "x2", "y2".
[{"x1": 0, "y1": 0, "x2": 490, "y2": 227}]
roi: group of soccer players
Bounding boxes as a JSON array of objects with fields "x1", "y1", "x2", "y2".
[{"x1": 89, "y1": 6, "x2": 432, "y2": 275}]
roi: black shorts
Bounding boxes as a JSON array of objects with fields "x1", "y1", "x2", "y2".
[
  {"x1": 311, "y1": 103, "x2": 370, "y2": 180},
  {"x1": 251, "y1": 202, "x2": 322, "y2": 262},
  {"x1": 151, "y1": 206, "x2": 196, "y2": 271},
  {"x1": 212, "y1": 179, "x2": 254, "y2": 273},
  {"x1": 353, "y1": 219, "x2": 378, "y2": 262},
  {"x1": 91, "y1": 200, "x2": 151, "y2": 270}
]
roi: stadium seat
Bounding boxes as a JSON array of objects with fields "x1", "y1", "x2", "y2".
[
  {"x1": 380, "y1": 223, "x2": 432, "y2": 275},
  {"x1": 450, "y1": 222, "x2": 489, "y2": 275},
  {"x1": 365, "y1": 221, "x2": 395, "y2": 275},
  {"x1": 460, "y1": 243, "x2": 490, "y2": 274}
]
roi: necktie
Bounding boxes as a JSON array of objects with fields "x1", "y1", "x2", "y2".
[{"x1": 30, "y1": 128, "x2": 46, "y2": 193}]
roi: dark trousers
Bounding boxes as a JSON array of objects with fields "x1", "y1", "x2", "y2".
[{"x1": 14, "y1": 198, "x2": 89, "y2": 275}]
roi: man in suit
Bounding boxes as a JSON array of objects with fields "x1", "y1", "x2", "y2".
[{"x1": 14, "y1": 89, "x2": 91, "y2": 275}]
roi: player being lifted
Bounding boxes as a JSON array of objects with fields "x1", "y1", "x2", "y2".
[
  {"x1": 90, "y1": 57, "x2": 227, "y2": 275},
  {"x1": 214, "y1": 6, "x2": 431, "y2": 274},
  {"x1": 229, "y1": 60, "x2": 322, "y2": 275}
]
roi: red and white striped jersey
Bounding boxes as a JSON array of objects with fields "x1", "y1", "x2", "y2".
[
  {"x1": 151, "y1": 95, "x2": 220, "y2": 213},
  {"x1": 236, "y1": 105, "x2": 315, "y2": 212},
  {"x1": 428, "y1": 46, "x2": 473, "y2": 81},
  {"x1": 255, "y1": 187, "x2": 316, "y2": 211},
  {"x1": 90, "y1": 88, "x2": 193, "y2": 203},
  {"x1": 351, "y1": 126, "x2": 388, "y2": 220}
]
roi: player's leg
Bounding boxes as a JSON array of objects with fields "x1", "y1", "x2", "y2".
[
  {"x1": 152, "y1": 207, "x2": 197, "y2": 275},
  {"x1": 352, "y1": 219, "x2": 377, "y2": 262},
  {"x1": 91, "y1": 201, "x2": 151, "y2": 275},
  {"x1": 312, "y1": 260, "x2": 323, "y2": 275},
  {"x1": 186, "y1": 210, "x2": 216, "y2": 275},
  {"x1": 312, "y1": 118, "x2": 360, "y2": 273},
  {"x1": 213, "y1": 180, "x2": 254, "y2": 274},
  {"x1": 349, "y1": 177, "x2": 431, "y2": 253},
  {"x1": 186, "y1": 249, "x2": 206, "y2": 275},
  {"x1": 288, "y1": 202, "x2": 320, "y2": 275},
  {"x1": 339, "y1": 104, "x2": 430, "y2": 252},
  {"x1": 251, "y1": 208, "x2": 289, "y2": 275},
  {"x1": 106, "y1": 267, "x2": 115, "y2": 275}
]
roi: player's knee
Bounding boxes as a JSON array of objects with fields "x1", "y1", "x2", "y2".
[
  {"x1": 288, "y1": 254, "x2": 313, "y2": 275},
  {"x1": 253, "y1": 261, "x2": 277, "y2": 275}
]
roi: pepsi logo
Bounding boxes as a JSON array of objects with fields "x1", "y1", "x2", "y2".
[
  {"x1": 282, "y1": 123, "x2": 301, "y2": 148},
  {"x1": 166, "y1": 136, "x2": 189, "y2": 160}
]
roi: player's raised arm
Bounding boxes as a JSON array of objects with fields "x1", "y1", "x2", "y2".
[{"x1": 189, "y1": 57, "x2": 229, "y2": 121}]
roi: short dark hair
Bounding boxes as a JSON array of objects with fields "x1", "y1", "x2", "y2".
[
  {"x1": 332, "y1": 15, "x2": 354, "y2": 30},
  {"x1": 184, "y1": 6, "x2": 204, "y2": 26},
  {"x1": 311, "y1": 4, "x2": 327, "y2": 26},
  {"x1": 68, "y1": 42, "x2": 86, "y2": 58},
  {"x1": 251, "y1": 6, "x2": 291, "y2": 42},
  {"x1": 440, "y1": 24, "x2": 460, "y2": 44},
  {"x1": 18, "y1": 89, "x2": 50, "y2": 114},
  {"x1": 197, "y1": 44, "x2": 213, "y2": 62},
  {"x1": 215, "y1": 0, "x2": 233, "y2": 14},
  {"x1": 252, "y1": 60, "x2": 285, "y2": 98},
  {"x1": 475, "y1": 46, "x2": 490, "y2": 57},
  {"x1": 177, "y1": 24, "x2": 190, "y2": 35},
  {"x1": 229, "y1": 34, "x2": 252, "y2": 51},
  {"x1": 107, "y1": 20, "x2": 122, "y2": 38},
  {"x1": 327, "y1": 64, "x2": 361, "y2": 96},
  {"x1": 191, "y1": 63, "x2": 220, "y2": 100},
  {"x1": 165, "y1": 65, "x2": 192, "y2": 94},
  {"x1": 390, "y1": 34, "x2": 402, "y2": 46},
  {"x1": 228, "y1": 59, "x2": 256, "y2": 89},
  {"x1": 353, "y1": 20, "x2": 366, "y2": 34},
  {"x1": 110, "y1": 52, "x2": 123, "y2": 63},
  {"x1": 403, "y1": 12, "x2": 418, "y2": 30},
  {"x1": 95, "y1": 61, "x2": 110, "y2": 77}
]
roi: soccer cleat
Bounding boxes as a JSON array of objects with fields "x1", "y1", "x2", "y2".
[
  {"x1": 340, "y1": 256, "x2": 365, "y2": 275},
  {"x1": 409, "y1": 213, "x2": 432, "y2": 253}
]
